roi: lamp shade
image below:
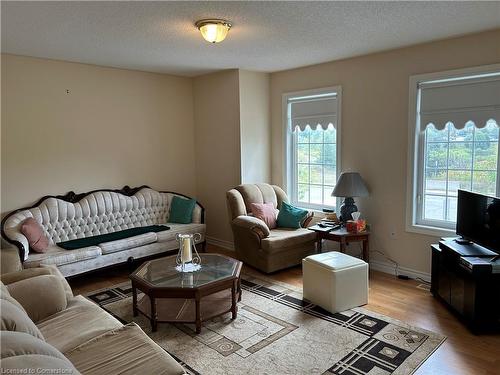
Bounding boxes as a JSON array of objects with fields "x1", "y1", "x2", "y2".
[{"x1": 332, "y1": 172, "x2": 369, "y2": 198}]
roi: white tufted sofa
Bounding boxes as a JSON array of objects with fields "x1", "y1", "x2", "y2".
[{"x1": 1, "y1": 186, "x2": 205, "y2": 277}]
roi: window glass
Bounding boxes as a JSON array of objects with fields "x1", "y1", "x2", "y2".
[
  {"x1": 294, "y1": 125, "x2": 337, "y2": 208},
  {"x1": 422, "y1": 120, "x2": 499, "y2": 223}
]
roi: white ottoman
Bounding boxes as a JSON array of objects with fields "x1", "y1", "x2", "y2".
[{"x1": 302, "y1": 251, "x2": 368, "y2": 313}]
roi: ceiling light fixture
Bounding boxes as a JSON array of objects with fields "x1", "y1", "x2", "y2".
[{"x1": 195, "y1": 19, "x2": 232, "y2": 43}]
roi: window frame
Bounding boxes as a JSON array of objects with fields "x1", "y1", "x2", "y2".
[
  {"x1": 282, "y1": 86, "x2": 342, "y2": 211},
  {"x1": 406, "y1": 64, "x2": 500, "y2": 236}
]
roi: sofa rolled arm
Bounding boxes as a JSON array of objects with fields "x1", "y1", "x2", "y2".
[
  {"x1": 2, "y1": 229, "x2": 29, "y2": 261},
  {"x1": 232, "y1": 216, "x2": 271, "y2": 239}
]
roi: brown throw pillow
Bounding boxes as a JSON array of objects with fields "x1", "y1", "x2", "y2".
[{"x1": 21, "y1": 218, "x2": 49, "y2": 253}]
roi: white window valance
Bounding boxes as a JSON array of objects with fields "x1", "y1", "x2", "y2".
[
  {"x1": 290, "y1": 96, "x2": 337, "y2": 131},
  {"x1": 419, "y1": 74, "x2": 500, "y2": 131}
]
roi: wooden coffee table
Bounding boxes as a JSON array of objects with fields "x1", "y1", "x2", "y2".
[{"x1": 130, "y1": 254, "x2": 242, "y2": 333}]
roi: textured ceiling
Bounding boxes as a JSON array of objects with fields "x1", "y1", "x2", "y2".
[{"x1": 2, "y1": 1, "x2": 500, "y2": 77}]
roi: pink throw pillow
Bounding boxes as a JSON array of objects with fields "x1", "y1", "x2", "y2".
[
  {"x1": 250, "y1": 203, "x2": 277, "y2": 229},
  {"x1": 21, "y1": 218, "x2": 49, "y2": 253}
]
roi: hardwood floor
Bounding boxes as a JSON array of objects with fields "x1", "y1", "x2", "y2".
[{"x1": 69, "y1": 244, "x2": 500, "y2": 375}]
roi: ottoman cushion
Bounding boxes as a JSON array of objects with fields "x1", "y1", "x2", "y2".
[{"x1": 303, "y1": 251, "x2": 368, "y2": 313}]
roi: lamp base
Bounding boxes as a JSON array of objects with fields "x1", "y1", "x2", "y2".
[{"x1": 339, "y1": 197, "x2": 358, "y2": 222}]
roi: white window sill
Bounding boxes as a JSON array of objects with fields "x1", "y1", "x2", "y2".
[{"x1": 405, "y1": 223, "x2": 456, "y2": 238}]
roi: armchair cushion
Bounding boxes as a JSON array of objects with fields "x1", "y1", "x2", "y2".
[
  {"x1": 276, "y1": 202, "x2": 309, "y2": 229},
  {"x1": 0, "y1": 332, "x2": 81, "y2": 374},
  {"x1": 0, "y1": 354, "x2": 80, "y2": 374},
  {"x1": 0, "y1": 299, "x2": 44, "y2": 340},
  {"x1": 41, "y1": 265, "x2": 74, "y2": 300},
  {"x1": 1, "y1": 267, "x2": 52, "y2": 285},
  {"x1": 66, "y1": 323, "x2": 186, "y2": 375},
  {"x1": 1, "y1": 266, "x2": 73, "y2": 301},
  {"x1": 7, "y1": 275, "x2": 67, "y2": 323},
  {"x1": 1, "y1": 331, "x2": 65, "y2": 361},
  {"x1": 232, "y1": 216, "x2": 270, "y2": 239},
  {"x1": 261, "y1": 228, "x2": 317, "y2": 253},
  {"x1": 1, "y1": 280, "x2": 27, "y2": 313}
]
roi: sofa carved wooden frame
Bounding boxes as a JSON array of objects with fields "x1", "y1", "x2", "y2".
[{"x1": 1, "y1": 185, "x2": 206, "y2": 263}]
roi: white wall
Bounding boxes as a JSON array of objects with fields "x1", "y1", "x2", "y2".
[
  {"x1": 193, "y1": 70, "x2": 241, "y2": 244},
  {"x1": 270, "y1": 29, "x2": 500, "y2": 274},
  {"x1": 239, "y1": 70, "x2": 271, "y2": 184},
  {"x1": 1, "y1": 54, "x2": 197, "y2": 214}
]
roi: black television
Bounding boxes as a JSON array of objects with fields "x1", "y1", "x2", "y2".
[{"x1": 456, "y1": 190, "x2": 500, "y2": 254}]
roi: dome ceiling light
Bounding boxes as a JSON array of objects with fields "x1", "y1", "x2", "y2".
[{"x1": 195, "y1": 19, "x2": 232, "y2": 43}]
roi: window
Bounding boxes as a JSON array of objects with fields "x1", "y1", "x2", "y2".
[
  {"x1": 407, "y1": 66, "x2": 500, "y2": 234},
  {"x1": 284, "y1": 87, "x2": 341, "y2": 210}
]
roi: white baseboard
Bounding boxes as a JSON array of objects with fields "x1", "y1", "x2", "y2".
[
  {"x1": 369, "y1": 259, "x2": 431, "y2": 283},
  {"x1": 206, "y1": 236, "x2": 235, "y2": 251},
  {"x1": 205, "y1": 236, "x2": 431, "y2": 282}
]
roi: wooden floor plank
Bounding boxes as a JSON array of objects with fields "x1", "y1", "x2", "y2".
[{"x1": 69, "y1": 244, "x2": 500, "y2": 375}]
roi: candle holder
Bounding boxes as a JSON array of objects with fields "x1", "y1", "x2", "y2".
[{"x1": 175, "y1": 233, "x2": 202, "y2": 272}]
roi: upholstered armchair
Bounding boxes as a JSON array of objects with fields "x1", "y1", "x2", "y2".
[{"x1": 226, "y1": 183, "x2": 317, "y2": 273}]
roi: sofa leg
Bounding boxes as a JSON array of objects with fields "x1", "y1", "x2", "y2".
[
  {"x1": 201, "y1": 241, "x2": 207, "y2": 253},
  {"x1": 127, "y1": 256, "x2": 135, "y2": 272}
]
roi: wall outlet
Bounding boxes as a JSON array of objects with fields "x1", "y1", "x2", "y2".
[{"x1": 389, "y1": 229, "x2": 398, "y2": 239}]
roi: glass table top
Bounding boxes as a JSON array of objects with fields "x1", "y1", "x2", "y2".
[{"x1": 132, "y1": 254, "x2": 240, "y2": 288}]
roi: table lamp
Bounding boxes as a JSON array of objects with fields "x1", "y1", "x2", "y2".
[{"x1": 332, "y1": 172, "x2": 369, "y2": 222}]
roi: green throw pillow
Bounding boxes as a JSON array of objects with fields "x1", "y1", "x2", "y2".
[
  {"x1": 276, "y1": 202, "x2": 308, "y2": 229},
  {"x1": 169, "y1": 196, "x2": 196, "y2": 224}
]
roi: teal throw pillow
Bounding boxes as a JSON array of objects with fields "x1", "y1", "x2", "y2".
[
  {"x1": 276, "y1": 202, "x2": 308, "y2": 229},
  {"x1": 169, "y1": 196, "x2": 196, "y2": 224}
]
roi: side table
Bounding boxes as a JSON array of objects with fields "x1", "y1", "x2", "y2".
[{"x1": 308, "y1": 225, "x2": 370, "y2": 262}]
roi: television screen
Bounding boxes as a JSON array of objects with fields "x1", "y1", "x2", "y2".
[{"x1": 456, "y1": 190, "x2": 500, "y2": 254}]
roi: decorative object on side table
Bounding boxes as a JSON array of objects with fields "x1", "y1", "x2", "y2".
[
  {"x1": 345, "y1": 211, "x2": 367, "y2": 233},
  {"x1": 175, "y1": 233, "x2": 202, "y2": 272},
  {"x1": 331, "y1": 171, "x2": 369, "y2": 222},
  {"x1": 322, "y1": 208, "x2": 339, "y2": 223}
]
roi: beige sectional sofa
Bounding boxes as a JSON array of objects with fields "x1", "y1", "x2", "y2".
[
  {"x1": 1, "y1": 186, "x2": 205, "y2": 277},
  {"x1": 0, "y1": 266, "x2": 185, "y2": 374}
]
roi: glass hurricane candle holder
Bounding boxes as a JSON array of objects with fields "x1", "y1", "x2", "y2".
[{"x1": 175, "y1": 233, "x2": 202, "y2": 272}]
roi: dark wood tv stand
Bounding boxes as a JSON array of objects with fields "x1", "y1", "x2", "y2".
[{"x1": 431, "y1": 239, "x2": 500, "y2": 333}]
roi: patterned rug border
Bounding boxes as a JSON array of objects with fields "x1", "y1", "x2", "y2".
[{"x1": 84, "y1": 272, "x2": 446, "y2": 375}]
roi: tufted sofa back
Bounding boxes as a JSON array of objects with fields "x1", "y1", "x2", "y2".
[{"x1": 3, "y1": 188, "x2": 202, "y2": 247}]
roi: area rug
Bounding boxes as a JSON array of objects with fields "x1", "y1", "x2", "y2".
[{"x1": 85, "y1": 272, "x2": 445, "y2": 375}]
